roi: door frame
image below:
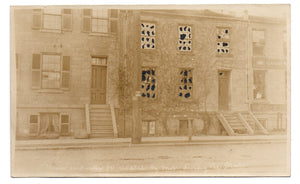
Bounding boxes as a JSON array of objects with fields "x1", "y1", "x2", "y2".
[
  {"x1": 90, "y1": 59, "x2": 108, "y2": 105},
  {"x1": 217, "y1": 69, "x2": 232, "y2": 111}
]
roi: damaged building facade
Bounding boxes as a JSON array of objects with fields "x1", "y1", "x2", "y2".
[{"x1": 12, "y1": 7, "x2": 288, "y2": 139}]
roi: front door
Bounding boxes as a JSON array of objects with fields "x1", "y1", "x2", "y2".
[
  {"x1": 218, "y1": 70, "x2": 230, "y2": 111},
  {"x1": 91, "y1": 65, "x2": 107, "y2": 104}
]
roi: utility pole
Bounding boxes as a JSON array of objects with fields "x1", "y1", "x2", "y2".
[{"x1": 131, "y1": 10, "x2": 142, "y2": 144}]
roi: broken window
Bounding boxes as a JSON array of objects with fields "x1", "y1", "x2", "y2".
[
  {"x1": 217, "y1": 27, "x2": 230, "y2": 55},
  {"x1": 252, "y1": 30, "x2": 265, "y2": 56},
  {"x1": 253, "y1": 70, "x2": 266, "y2": 100},
  {"x1": 141, "y1": 68, "x2": 156, "y2": 99},
  {"x1": 141, "y1": 23, "x2": 155, "y2": 49},
  {"x1": 142, "y1": 120, "x2": 156, "y2": 136},
  {"x1": 178, "y1": 25, "x2": 192, "y2": 51},
  {"x1": 178, "y1": 69, "x2": 193, "y2": 98}
]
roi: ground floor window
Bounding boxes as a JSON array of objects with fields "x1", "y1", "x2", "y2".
[
  {"x1": 29, "y1": 112, "x2": 70, "y2": 137},
  {"x1": 142, "y1": 120, "x2": 156, "y2": 136},
  {"x1": 253, "y1": 70, "x2": 266, "y2": 100}
]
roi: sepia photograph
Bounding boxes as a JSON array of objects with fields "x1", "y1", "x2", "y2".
[{"x1": 10, "y1": 4, "x2": 290, "y2": 177}]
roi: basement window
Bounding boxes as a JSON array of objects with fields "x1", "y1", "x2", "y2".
[
  {"x1": 178, "y1": 25, "x2": 192, "y2": 51},
  {"x1": 141, "y1": 23, "x2": 155, "y2": 49},
  {"x1": 141, "y1": 68, "x2": 156, "y2": 99},
  {"x1": 217, "y1": 27, "x2": 230, "y2": 55},
  {"x1": 253, "y1": 70, "x2": 266, "y2": 100},
  {"x1": 142, "y1": 120, "x2": 156, "y2": 136},
  {"x1": 178, "y1": 69, "x2": 193, "y2": 99}
]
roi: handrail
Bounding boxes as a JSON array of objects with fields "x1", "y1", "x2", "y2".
[
  {"x1": 110, "y1": 104, "x2": 118, "y2": 138},
  {"x1": 217, "y1": 113, "x2": 235, "y2": 136},
  {"x1": 249, "y1": 111, "x2": 269, "y2": 135},
  {"x1": 85, "y1": 104, "x2": 91, "y2": 135},
  {"x1": 238, "y1": 113, "x2": 254, "y2": 135}
]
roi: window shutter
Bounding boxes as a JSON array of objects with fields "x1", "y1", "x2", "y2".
[
  {"x1": 32, "y1": 54, "x2": 41, "y2": 88},
  {"x1": 60, "y1": 113, "x2": 70, "y2": 135},
  {"x1": 62, "y1": 9, "x2": 72, "y2": 31},
  {"x1": 61, "y1": 56, "x2": 70, "y2": 89},
  {"x1": 29, "y1": 114, "x2": 40, "y2": 136},
  {"x1": 32, "y1": 9, "x2": 42, "y2": 29},
  {"x1": 110, "y1": 19, "x2": 118, "y2": 33},
  {"x1": 82, "y1": 9, "x2": 91, "y2": 32}
]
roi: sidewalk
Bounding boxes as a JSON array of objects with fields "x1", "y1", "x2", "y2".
[{"x1": 14, "y1": 135, "x2": 288, "y2": 150}]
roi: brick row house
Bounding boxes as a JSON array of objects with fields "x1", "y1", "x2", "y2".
[{"x1": 11, "y1": 7, "x2": 288, "y2": 139}]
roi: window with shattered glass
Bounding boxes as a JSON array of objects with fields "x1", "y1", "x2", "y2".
[
  {"x1": 141, "y1": 23, "x2": 155, "y2": 49},
  {"x1": 141, "y1": 68, "x2": 156, "y2": 98},
  {"x1": 253, "y1": 70, "x2": 266, "y2": 100},
  {"x1": 217, "y1": 27, "x2": 230, "y2": 55},
  {"x1": 178, "y1": 69, "x2": 193, "y2": 98},
  {"x1": 178, "y1": 25, "x2": 192, "y2": 51}
]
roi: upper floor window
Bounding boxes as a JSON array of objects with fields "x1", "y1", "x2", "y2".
[
  {"x1": 178, "y1": 25, "x2": 192, "y2": 51},
  {"x1": 252, "y1": 30, "x2": 265, "y2": 56},
  {"x1": 141, "y1": 68, "x2": 156, "y2": 99},
  {"x1": 217, "y1": 27, "x2": 230, "y2": 55},
  {"x1": 82, "y1": 9, "x2": 118, "y2": 34},
  {"x1": 32, "y1": 54, "x2": 70, "y2": 89},
  {"x1": 141, "y1": 23, "x2": 155, "y2": 49},
  {"x1": 32, "y1": 8, "x2": 72, "y2": 32},
  {"x1": 178, "y1": 69, "x2": 193, "y2": 99}
]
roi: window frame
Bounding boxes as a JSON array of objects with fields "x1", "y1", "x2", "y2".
[
  {"x1": 140, "y1": 21, "x2": 156, "y2": 50},
  {"x1": 216, "y1": 26, "x2": 232, "y2": 57},
  {"x1": 177, "y1": 24, "x2": 193, "y2": 52},
  {"x1": 253, "y1": 70, "x2": 267, "y2": 101},
  {"x1": 141, "y1": 67, "x2": 157, "y2": 100},
  {"x1": 82, "y1": 9, "x2": 118, "y2": 35},
  {"x1": 142, "y1": 120, "x2": 156, "y2": 136},
  {"x1": 178, "y1": 68, "x2": 193, "y2": 100},
  {"x1": 252, "y1": 29, "x2": 266, "y2": 57}
]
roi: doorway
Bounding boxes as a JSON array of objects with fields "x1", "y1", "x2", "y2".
[
  {"x1": 218, "y1": 70, "x2": 230, "y2": 111},
  {"x1": 91, "y1": 65, "x2": 107, "y2": 104}
]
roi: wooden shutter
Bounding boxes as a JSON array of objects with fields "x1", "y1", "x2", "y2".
[
  {"x1": 60, "y1": 113, "x2": 70, "y2": 135},
  {"x1": 82, "y1": 9, "x2": 91, "y2": 32},
  {"x1": 61, "y1": 56, "x2": 70, "y2": 89},
  {"x1": 29, "y1": 114, "x2": 40, "y2": 136},
  {"x1": 32, "y1": 54, "x2": 41, "y2": 88},
  {"x1": 32, "y1": 9, "x2": 42, "y2": 29},
  {"x1": 62, "y1": 9, "x2": 72, "y2": 31},
  {"x1": 109, "y1": 9, "x2": 118, "y2": 33}
]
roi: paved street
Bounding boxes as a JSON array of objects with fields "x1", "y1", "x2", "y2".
[{"x1": 12, "y1": 142, "x2": 289, "y2": 177}]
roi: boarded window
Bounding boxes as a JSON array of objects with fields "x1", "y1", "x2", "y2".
[
  {"x1": 179, "y1": 69, "x2": 193, "y2": 98},
  {"x1": 141, "y1": 68, "x2": 156, "y2": 99},
  {"x1": 253, "y1": 70, "x2": 266, "y2": 100},
  {"x1": 141, "y1": 23, "x2": 155, "y2": 49},
  {"x1": 60, "y1": 114, "x2": 70, "y2": 135},
  {"x1": 178, "y1": 25, "x2": 192, "y2": 51},
  {"x1": 217, "y1": 27, "x2": 230, "y2": 55}
]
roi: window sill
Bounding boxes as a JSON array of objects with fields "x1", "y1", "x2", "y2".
[
  {"x1": 216, "y1": 54, "x2": 233, "y2": 58},
  {"x1": 36, "y1": 89, "x2": 70, "y2": 94},
  {"x1": 88, "y1": 32, "x2": 116, "y2": 37},
  {"x1": 252, "y1": 99, "x2": 269, "y2": 104},
  {"x1": 40, "y1": 29, "x2": 62, "y2": 34}
]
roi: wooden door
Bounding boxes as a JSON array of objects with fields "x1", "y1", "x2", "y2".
[
  {"x1": 218, "y1": 70, "x2": 230, "y2": 111},
  {"x1": 91, "y1": 65, "x2": 107, "y2": 104}
]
